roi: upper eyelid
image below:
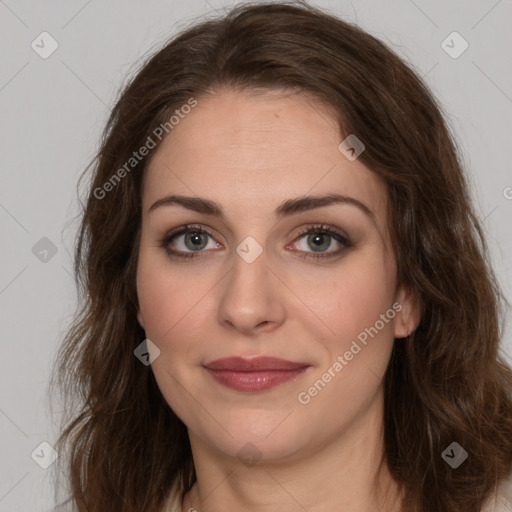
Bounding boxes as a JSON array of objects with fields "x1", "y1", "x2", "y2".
[{"x1": 163, "y1": 223, "x2": 349, "y2": 249}]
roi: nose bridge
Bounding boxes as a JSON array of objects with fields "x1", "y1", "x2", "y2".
[
  {"x1": 225, "y1": 240, "x2": 270, "y2": 308},
  {"x1": 217, "y1": 237, "x2": 285, "y2": 333}
]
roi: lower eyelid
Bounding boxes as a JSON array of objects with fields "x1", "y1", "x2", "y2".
[
  {"x1": 164, "y1": 233, "x2": 220, "y2": 256},
  {"x1": 161, "y1": 226, "x2": 350, "y2": 258}
]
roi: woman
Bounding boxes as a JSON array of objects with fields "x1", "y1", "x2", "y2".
[{"x1": 50, "y1": 2, "x2": 512, "y2": 511}]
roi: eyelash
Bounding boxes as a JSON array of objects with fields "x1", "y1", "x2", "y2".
[{"x1": 158, "y1": 223, "x2": 352, "y2": 261}]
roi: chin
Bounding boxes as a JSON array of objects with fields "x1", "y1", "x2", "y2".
[{"x1": 194, "y1": 411, "x2": 313, "y2": 464}]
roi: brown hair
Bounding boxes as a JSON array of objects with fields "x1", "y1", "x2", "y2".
[{"x1": 50, "y1": 2, "x2": 512, "y2": 511}]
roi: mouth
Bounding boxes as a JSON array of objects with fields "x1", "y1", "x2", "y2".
[{"x1": 203, "y1": 356, "x2": 311, "y2": 392}]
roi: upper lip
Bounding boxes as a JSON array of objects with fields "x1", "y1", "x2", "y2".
[{"x1": 204, "y1": 357, "x2": 309, "y2": 371}]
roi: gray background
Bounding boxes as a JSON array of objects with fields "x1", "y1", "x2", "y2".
[{"x1": 0, "y1": 0, "x2": 511, "y2": 510}]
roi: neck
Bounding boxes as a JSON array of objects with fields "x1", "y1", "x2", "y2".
[{"x1": 181, "y1": 388, "x2": 403, "y2": 512}]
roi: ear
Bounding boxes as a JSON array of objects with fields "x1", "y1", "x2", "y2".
[
  {"x1": 137, "y1": 310, "x2": 145, "y2": 330},
  {"x1": 393, "y1": 286, "x2": 421, "y2": 338}
]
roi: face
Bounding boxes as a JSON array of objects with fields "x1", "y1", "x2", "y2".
[{"x1": 136, "y1": 88, "x2": 419, "y2": 464}]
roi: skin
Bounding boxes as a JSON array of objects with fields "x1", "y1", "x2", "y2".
[{"x1": 136, "y1": 87, "x2": 420, "y2": 512}]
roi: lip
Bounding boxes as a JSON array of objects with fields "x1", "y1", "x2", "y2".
[{"x1": 203, "y1": 357, "x2": 310, "y2": 392}]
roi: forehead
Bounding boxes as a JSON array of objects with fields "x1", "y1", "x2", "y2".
[{"x1": 142, "y1": 88, "x2": 388, "y2": 229}]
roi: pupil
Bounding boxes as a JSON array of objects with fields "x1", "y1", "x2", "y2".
[
  {"x1": 309, "y1": 233, "x2": 329, "y2": 252},
  {"x1": 186, "y1": 232, "x2": 206, "y2": 251}
]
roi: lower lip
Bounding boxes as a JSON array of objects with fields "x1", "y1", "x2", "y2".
[{"x1": 204, "y1": 367, "x2": 309, "y2": 392}]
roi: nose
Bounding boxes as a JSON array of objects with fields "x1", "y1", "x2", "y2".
[{"x1": 217, "y1": 249, "x2": 286, "y2": 336}]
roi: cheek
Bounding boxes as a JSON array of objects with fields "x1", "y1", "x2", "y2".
[
  {"x1": 136, "y1": 248, "x2": 206, "y2": 343},
  {"x1": 136, "y1": 253, "x2": 202, "y2": 416},
  {"x1": 298, "y1": 260, "x2": 397, "y2": 422},
  {"x1": 321, "y1": 250, "x2": 397, "y2": 347},
  {"x1": 136, "y1": 263, "x2": 173, "y2": 339}
]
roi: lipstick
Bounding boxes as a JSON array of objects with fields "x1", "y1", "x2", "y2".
[{"x1": 203, "y1": 356, "x2": 310, "y2": 392}]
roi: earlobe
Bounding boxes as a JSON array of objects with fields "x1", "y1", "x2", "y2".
[
  {"x1": 393, "y1": 286, "x2": 421, "y2": 338},
  {"x1": 137, "y1": 310, "x2": 145, "y2": 330}
]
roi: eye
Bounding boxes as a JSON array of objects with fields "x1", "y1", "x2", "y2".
[
  {"x1": 159, "y1": 223, "x2": 352, "y2": 260},
  {"x1": 288, "y1": 223, "x2": 352, "y2": 259},
  {"x1": 159, "y1": 224, "x2": 221, "y2": 259}
]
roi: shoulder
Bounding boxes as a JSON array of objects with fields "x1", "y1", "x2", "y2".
[{"x1": 481, "y1": 470, "x2": 512, "y2": 512}]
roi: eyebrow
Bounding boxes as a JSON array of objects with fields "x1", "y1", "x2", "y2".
[{"x1": 148, "y1": 193, "x2": 376, "y2": 223}]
